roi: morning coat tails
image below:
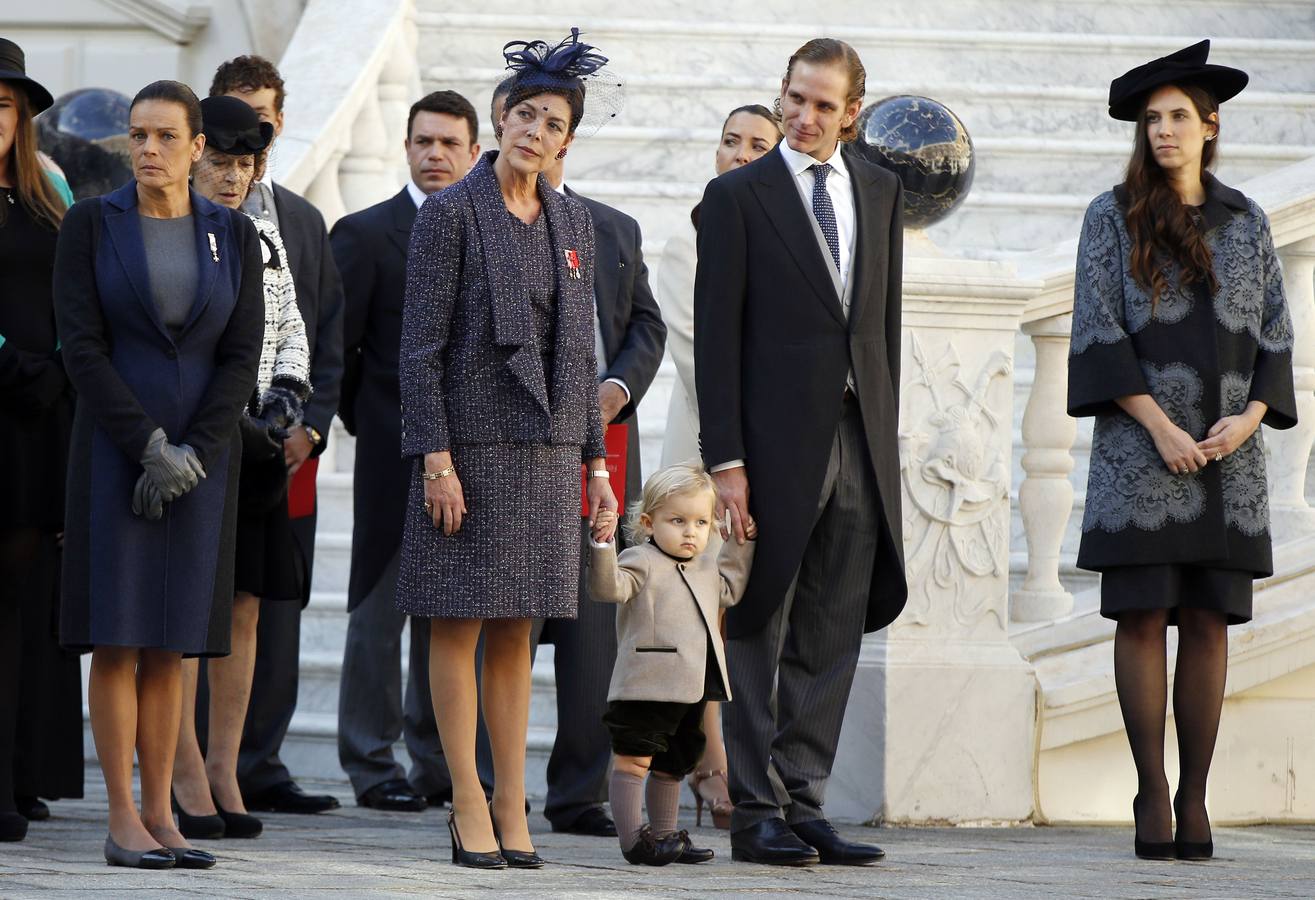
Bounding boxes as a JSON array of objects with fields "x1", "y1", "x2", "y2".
[
  {"x1": 54, "y1": 181, "x2": 264, "y2": 656},
  {"x1": 693, "y1": 144, "x2": 908, "y2": 639}
]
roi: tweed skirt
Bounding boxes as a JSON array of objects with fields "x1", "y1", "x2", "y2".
[{"x1": 395, "y1": 442, "x2": 582, "y2": 619}]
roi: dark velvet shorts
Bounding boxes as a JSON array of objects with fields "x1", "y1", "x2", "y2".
[
  {"x1": 603, "y1": 700, "x2": 707, "y2": 777},
  {"x1": 1100, "y1": 564, "x2": 1253, "y2": 626}
]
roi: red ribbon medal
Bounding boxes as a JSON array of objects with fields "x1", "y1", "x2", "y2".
[{"x1": 564, "y1": 248, "x2": 582, "y2": 280}]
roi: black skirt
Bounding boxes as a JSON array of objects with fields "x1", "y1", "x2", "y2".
[
  {"x1": 233, "y1": 454, "x2": 301, "y2": 603},
  {"x1": 1100, "y1": 564, "x2": 1253, "y2": 626}
]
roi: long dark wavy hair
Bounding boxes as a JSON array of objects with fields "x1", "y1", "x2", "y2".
[{"x1": 1123, "y1": 83, "x2": 1220, "y2": 306}]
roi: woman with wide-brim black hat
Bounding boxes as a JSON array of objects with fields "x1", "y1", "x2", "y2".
[
  {"x1": 1067, "y1": 39, "x2": 1296, "y2": 862},
  {"x1": 168, "y1": 94, "x2": 311, "y2": 844},
  {"x1": 0, "y1": 36, "x2": 84, "y2": 845}
]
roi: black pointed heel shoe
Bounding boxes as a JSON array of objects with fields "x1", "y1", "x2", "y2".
[
  {"x1": 212, "y1": 793, "x2": 262, "y2": 838},
  {"x1": 103, "y1": 836, "x2": 175, "y2": 869},
  {"x1": 448, "y1": 810, "x2": 507, "y2": 869},
  {"x1": 489, "y1": 801, "x2": 544, "y2": 868},
  {"x1": 1173, "y1": 793, "x2": 1214, "y2": 861},
  {"x1": 172, "y1": 791, "x2": 225, "y2": 839},
  {"x1": 1132, "y1": 795, "x2": 1175, "y2": 861}
]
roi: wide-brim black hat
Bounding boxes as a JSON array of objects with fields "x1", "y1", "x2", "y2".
[
  {"x1": 0, "y1": 38, "x2": 55, "y2": 114},
  {"x1": 1108, "y1": 39, "x2": 1248, "y2": 121},
  {"x1": 200, "y1": 95, "x2": 274, "y2": 155}
]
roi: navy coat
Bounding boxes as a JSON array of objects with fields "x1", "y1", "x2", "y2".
[{"x1": 54, "y1": 181, "x2": 264, "y2": 656}]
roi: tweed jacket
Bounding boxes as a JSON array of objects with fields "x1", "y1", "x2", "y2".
[
  {"x1": 589, "y1": 538, "x2": 755, "y2": 704},
  {"x1": 248, "y1": 215, "x2": 310, "y2": 402},
  {"x1": 1068, "y1": 175, "x2": 1297, "y2": 576},
  {"x1": 400, "y1": 152, "x2": 606, "y2": 460}
]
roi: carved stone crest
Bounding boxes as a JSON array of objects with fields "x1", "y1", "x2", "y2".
[{"x1": 899, "y1": 335, "x2": 1012, "y2": 628}]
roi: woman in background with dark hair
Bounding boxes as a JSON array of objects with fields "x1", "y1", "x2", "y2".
[
  {"x1": 0, "y1": 37, "x2": 80, "y2": 844},
  {"x1": 1068, "y1": 41, "x2": 1296, "y2": 862},
  {"x1": 53, "y1": 79, "x2": 264, "y2": 869},
  {"x1": 656, "y1": 103, "x2": 779, "y2": 829}
]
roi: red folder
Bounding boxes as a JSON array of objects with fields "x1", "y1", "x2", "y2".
[
  {"x1": 581, "y1": 424, "x2": 627, "y2": 516},
  {"x1": 287, "y1": 456, "x2": 319, "y2": 519}
]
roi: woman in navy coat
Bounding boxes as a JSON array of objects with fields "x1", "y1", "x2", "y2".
[{"x1": 52, "y1": 81, "x2": 263, "y2": 869}]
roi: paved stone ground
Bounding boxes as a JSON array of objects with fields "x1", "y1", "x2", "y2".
[{"x1": 3, "y1": 769, "x2": 1315, "y2": 899}]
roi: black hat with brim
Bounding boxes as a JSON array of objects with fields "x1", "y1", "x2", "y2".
[
  {"x1": 200, "y1": 95, "x2": 274, "y2": 155},
  {"x1": 1108, "y1": 39, "x2": 1248, "y2": 121},
  {"x1": 0, "y1": 38, "x2": 55, "y2": 114}
]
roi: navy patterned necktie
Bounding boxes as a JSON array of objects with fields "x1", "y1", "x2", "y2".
[{"x1": 810, "y1": 163, "x2": 841, "y2": 273}]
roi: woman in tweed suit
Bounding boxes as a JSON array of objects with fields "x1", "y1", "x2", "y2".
[{"x1": 397, "y1": 31, "x2": 618, "y2": 869}]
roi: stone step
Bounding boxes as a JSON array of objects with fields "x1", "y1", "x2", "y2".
[
  {"x1": 428, "y1": 65, "x2": 1315, "y2": 149},
  {"x1": 423, "y1": 0, "x2": 1315, "y2": 40},
  {"x1": 417, "y1": 14, "x2": 1315, "y2": 93}
]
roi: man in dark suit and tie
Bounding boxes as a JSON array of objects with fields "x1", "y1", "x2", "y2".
[
  {"x1": 331, "y1": 91, "x2": 481, "y2": 812},
  {"x1": 484, "y1": 80, "x2": 667, "y2": 836},
  {"x1": 694, "y1": 39, "x2": 908, "y2": 866},
  {"x1": 209, "y1": 56, "x2": 346, "y2": 815}
]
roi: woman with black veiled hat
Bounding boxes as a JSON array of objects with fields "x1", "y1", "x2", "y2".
[
  {"x1": 397, "y1": 29, "x2": 618, "y2": 868},
  {"x1": 1067, "y1": 40, "x2": 1296, "y2": 862},
  {"x1": 169, "y1": 95, "x2": 311, "y2": 844},
  {"x1": 0, "y1": 35, "x2": 82, "y2": 844}
]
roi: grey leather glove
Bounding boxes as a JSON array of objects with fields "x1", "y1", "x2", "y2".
[
  {"x1": 131, "y1": 472, "x2": 165, "y2": 521},
  {"x1": 139, "y1": 427, "x2": 205, "y2": 501}
]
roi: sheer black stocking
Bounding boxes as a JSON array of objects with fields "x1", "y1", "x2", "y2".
[
  {"x1": 1114, "y1": 609, "x2": 1172, "y2": 843},
  {"x1": 0, "y1": 528, "x2": 42, "y2": 816},
  {"x1": 1172, "y1": 608, "x2": 1228, "y2": 844}
]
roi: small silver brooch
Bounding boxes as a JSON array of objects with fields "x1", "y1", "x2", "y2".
[{"x1": 208, "y1": 232, "x2": 219, "y2": 263}]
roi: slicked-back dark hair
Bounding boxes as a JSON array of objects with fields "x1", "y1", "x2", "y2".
[
  {"x1": 209, "y1": 55, "x2": 286, "y2": 113},
  {"x1": 131, "y1": 80, "x2": 203, "y2": 138},
  {"x1": 408, "y1": 90, "x2": 479, "y2": 146}
]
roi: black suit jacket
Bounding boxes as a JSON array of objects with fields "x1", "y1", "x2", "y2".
[
  {"x1": 694, "y1": 144, "x2": 908, "y2": 638},
  {"x1": 331, "y1": 188, "x2": 415, "y2": 610},
  {"x1": 272, "y1": 183, "x2": 345, "y2": 604},
  {"x1": 568, "y1": 187, "x2": 667, "y2": 509}
]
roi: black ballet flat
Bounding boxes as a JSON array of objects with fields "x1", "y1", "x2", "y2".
[
  {"x1": 172, "y1": 791, "x2": 225, "y2": 840},
  {"x1": 489, "y1": 801, "x2": 544, "y2": 868},
  {"x1": 1132, "y1": 796, "x2": 1175, "y2": 861},
  {"x1": 166, "y1": 846, "x2": 218, "y2": 869},
  {"x1": 103, "y1": 836, "x2": 175, "y2": 869},
  {"x1": 212, "y1": 793, "x2": 263, "y2": 838},
  {"x1": 448, "y1": 810, "x2": 507, "y2": 869}
]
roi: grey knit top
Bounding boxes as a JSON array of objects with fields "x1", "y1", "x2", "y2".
[{"x1": 139, "y1": 213, "x2": 197, "y2": 335}]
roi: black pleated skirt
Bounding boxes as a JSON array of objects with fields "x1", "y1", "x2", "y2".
[{"x1": 1100, "y1": 564, "x2": 1253, "y2": 626}]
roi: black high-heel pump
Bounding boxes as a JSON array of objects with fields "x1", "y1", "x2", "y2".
[
  {"x1": 211, "y1": 792, "x2": 262, "y2": 839},
  {"x1": 489, "y1": 801, "x2": 545, "y2": 869},
  {"x1": 172, "y1": 791, "x2": 224, "y2": 840},
  {"x1": 1173, "y1": 793, "x2": 1214, "y2": 861},
  {"x1": 447, "y1": 810, "x2": 507, "y2": 869},
  {"x1": 1132, "y1": 795, "x2": 1175, "y2": 861}
]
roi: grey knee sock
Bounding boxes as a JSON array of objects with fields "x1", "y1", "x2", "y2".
[
  {"x1": 610, "y1": 770, "x2": 646, "y2": 851},
  {"x1": 645, "y1": 772, "x2": 682, "y2": 836}
]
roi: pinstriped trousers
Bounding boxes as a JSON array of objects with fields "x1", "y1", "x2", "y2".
[{"x1": 724, "y1": 395, "x2": 883, "y2": 831}]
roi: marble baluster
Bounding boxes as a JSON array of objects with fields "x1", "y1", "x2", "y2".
[
  {"x1": 1268, "y1": 236, "x2": 1315, "y2": 538},
  {"x1": 303, "y1": 137, "x2": 348, "y2": 230},
  {"x1": 1012, "y1": 314, "x2": 1076, "y2": 622},
  {"x1": 338, "y1": 88, "x2": 391, "y2": 216}
]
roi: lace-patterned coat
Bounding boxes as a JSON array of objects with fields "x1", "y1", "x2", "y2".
[{"x1": 1067, "y1": 176, "x2": 1297, "y2": 576}]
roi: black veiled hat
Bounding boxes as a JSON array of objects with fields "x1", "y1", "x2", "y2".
[
  {"x1": 200, "y1": 95, "x2": 274, "y2": 155},
  {"x1": 1108, "y1": 39, "x2": 1248, "y2": 121},
  {"x1": 0, "y1": 38, "x2": 54, "y2": 114}
]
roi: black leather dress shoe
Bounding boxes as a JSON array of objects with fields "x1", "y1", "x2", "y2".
[
  {"x1": 16, "y1": 796, "x2": 49, "y2": 821},
  {"x1": 551, "y1": 806, "x2": 617, "y2": 837},
  {"x1": 621, "y1": 825, "x2": 685, "y2": 866},
  {"x1": 672, "y1": 830, "x2": 714, "y2": 864},
  {"x1": 244, "y1": 781, "x2": 341, "y2": 814},
  {"x1": 730, "y1": 818, "x2": 820, "y2": 866},
  {"x1": 358, "y1": 779, "x2": 427, "y2": 812},
  {"x1": 790, "y1": 819, "x2": 885, "y2": 865}
]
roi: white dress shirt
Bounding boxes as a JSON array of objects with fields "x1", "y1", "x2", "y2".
[
  {"x1": 405, "y1": 178, "x2": 428, "y2": 209},
  {"x1": 711, "y1": 141, "x2": 857, "y2": 475}
]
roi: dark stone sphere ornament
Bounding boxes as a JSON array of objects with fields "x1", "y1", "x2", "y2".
[
  {"x1": 37, "y1": 88, "x2": 133, "y2": 201},
  {"x1": 850, "y1": 95, "x2": 975, "y2": 229}
]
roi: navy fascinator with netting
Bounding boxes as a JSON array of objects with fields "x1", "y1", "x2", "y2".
[{"x1": 501, "y1": 28, "x2": 623, "y2": 135}]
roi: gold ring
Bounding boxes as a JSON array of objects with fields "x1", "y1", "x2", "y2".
[{"x1": 424, "y1": 501, "x2": 433, "y2": 512}]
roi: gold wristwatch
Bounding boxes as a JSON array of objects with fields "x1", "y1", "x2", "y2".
[{"x1": 304, "y1": 424, "x2": 323, "y2": 446}]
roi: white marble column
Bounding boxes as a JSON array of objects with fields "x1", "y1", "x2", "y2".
[
  {"x1": 829, "y1": 255, "x2": 1038, "y2": 825},
  {"x1": 1011, "y1": 314, "x2": 1076, "y2": 622},
  {"x1": 1268, "y1": 236, "x2": 1315, "y2": 538}
]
